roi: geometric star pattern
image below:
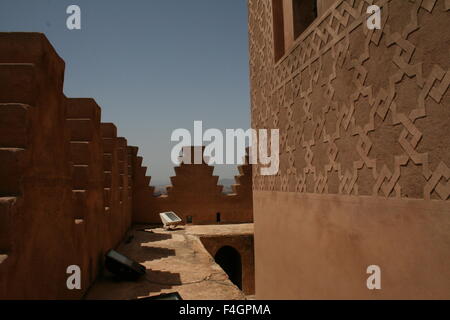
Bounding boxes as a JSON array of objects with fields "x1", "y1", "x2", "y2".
[{"x1": 249, "y1": 0, "x2": 449, "y2": 200}]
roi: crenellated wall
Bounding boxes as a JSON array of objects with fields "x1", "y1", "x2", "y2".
[
  {"x1": 66, "y1": 98, "x2": 105, "y2": 291},
  {"x1": 133, "y1": 146, "x2": 253, "y2": 225},
  {"x1": 0, "y1": 33, "x2": 77, "y2": 299},
  {"x1": 249, "y1": 0, "x2": 450, "y2": 299},
  {"x1": 0, "y1": 33, "x2": 139, "y2": 299},
  {"x1": 0, "y1": 33, "x2": 253, "y2": 299}
]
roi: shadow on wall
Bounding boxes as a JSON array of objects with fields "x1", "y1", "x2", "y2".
[{"x1": 85, "y1": 226, "x2": 182, "y2": 300}]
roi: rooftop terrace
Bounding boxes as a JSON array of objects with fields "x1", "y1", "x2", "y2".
[{"x1": 86, "y1": 224, "x2": 254, "y2": 300}]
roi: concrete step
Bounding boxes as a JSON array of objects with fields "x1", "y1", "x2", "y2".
[
  {"x1": 66, "y1": 119, "x2": 94, "y2": 142},
  {"x1": 0, "y1": 104, "x2": 31, "y2": 148},
  {"x1": 0, "y1": 148, "x2": 27, "y2": 196},
  {"x1": 0, "y1": 63, "x2": 36, "y2": 105},
  {"x1": 72, "y1": 190, "x2": 86, "y2": 221},
  {"x1": 0, "y1": 254, "x2": 7, "y2": 265},
  {"x1": 103, "y1": 153, "x2": 113, "y2": 171},
  {"x1": 72, "y1": 165, "x2": 89, "y2": 190},
  {"x1": 101, "y1": 123, "x2": 117, "y2": 139},
  {"x1": 104, "y1": 171, "x2": 112, "y2": 188},
  {"x1": 117, "y1": 139, "x2": 127, "y2": 164},
  {"x1": 102, "y1": 138, "x2": 115, "y2": 153},
  {"x1": 119, "y1": 187, "x2": 123, "y2": 202},
  {"x1": 103, "y1": 188, "x2": 111, "y2": 207},
  {"x1": 0, "y1": 197, "x2": 18, "y2": 254},
  {"x1": 134, "y1": 175, "x2": 149, "y2": 187},
  {"x1": 70, "y1": 142, "x2": 90, "y2": 165},
  {"x1": 117, "y1": 151, "x2": 126, "y2": 162},
  {"x1": 119, "y1": 174, "x2": 124, "y2": 187},
  {"x1": 118, "y1": 162, "x2": 125, "y2": 175},
  {"x1": 135, "y1": 156, "x2": 143, "y2": 167},
  {"x1": 238, "y1": 165, "x2": 251, "y2": 176},
  {"x1": 136, "y1": 166, "x2": 147, "y2": 178},
  {"x1": 66, "y1": 98, "x2": 101, "y2": 122}
]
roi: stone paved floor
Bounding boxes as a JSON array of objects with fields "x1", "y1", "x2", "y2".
[{"x1": 85, "y1": 224, "x2": 253, "y2": 300}]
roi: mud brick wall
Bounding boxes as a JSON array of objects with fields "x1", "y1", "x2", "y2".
[
  {"x1": 0, "y1": 33, "x2": 77, "y2": 299},
  {"x1": 248, "y1": 0, "x2": 450, "y2": 299},
  {"x1": 133, "y1": 146, "x2": 253, "y2": 225},
  {"x1": 0, "y1": 33, "x2": 254, "y2": 299},
  {"x1": 0, "y1": 33, "x2": 136, "y2": 299},
  {"x1": 66, "y1": 98, "x2": 105, "y2": 291}
]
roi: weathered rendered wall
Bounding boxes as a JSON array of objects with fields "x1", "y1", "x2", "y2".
[
  {"x1": 0, "y1": 33, "x2": 137, "y2": 299},
  {"x1": 248, "y1": 0, "x2": 450, "y2": 299},
  {"x1": 133, "y1": 146, "x2": 253, "y2": 225},
  {"x1": 0, "y1": 33, "x2": 253, "y2": 299}
]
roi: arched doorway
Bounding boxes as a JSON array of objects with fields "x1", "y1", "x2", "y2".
[{"x1": 214, "y1": 246, "x2": 242, "y2": 290}]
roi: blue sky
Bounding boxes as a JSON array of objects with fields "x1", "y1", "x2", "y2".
[{"x1": 0, "y1": 0, "x2": 250, "y2": 184}]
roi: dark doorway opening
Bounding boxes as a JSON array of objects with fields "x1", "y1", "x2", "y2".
[
  {"x1": 293, "y1": 0, "x2": 318, "y2": 38},
  {"x1": 186, "y1": 216, "x2": 192, "y2": 224},
  {"x1": 216, "y1": 212, "x2": 221, "y2": 223},
  {"x1": 214, "y1": 246, "x2": 242, "y2": 290}
]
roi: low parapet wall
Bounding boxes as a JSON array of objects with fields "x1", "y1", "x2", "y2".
[{"x1": 132, "y1": 146, "x2": 253, "y2": 225}]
